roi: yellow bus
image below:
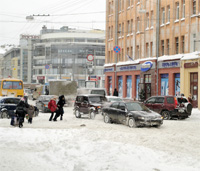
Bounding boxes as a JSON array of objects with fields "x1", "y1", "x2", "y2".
[{"x1": 0, "y1": 78, "x2": 24, "y2": 97}]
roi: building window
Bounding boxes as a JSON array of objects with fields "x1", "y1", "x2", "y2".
[
  {"x1": 119, "y1": 0, "x2": 122, "y2": 11},
  {"x1": 127, "y1": 47, "x2": 130, "y2": 56},
  {"x1": 127, "y1": 0, "x2": 130, "y2": 7},
  {"x1": 146, "y1": 43, "x2": 149, "y2": 57},
  {"x1": 136, "y1": 45, "x2": 140, "y2": 59},
  {"x1": 119, "y1": 24, "x2": 122, "y2": 36},
  {"x1": 167, "y1": 39, "x2": 170, "y2": 55},
  {"x1": 137, "y1": 17, "x2": 140, "y2": 32},
  {"x1": 181, "y1": 36, "x2": 185, "y2": 53},
  {"x1": 146, "y1": 13, "x2": 149, "y2": 28},
  {"x1": 161, "y1": 40, "x2": 164, "y2": 56},
  {"x1": 150, "y1": 42, "x2": 153, "y2": 56},
  {"x1": 151, "y1": 11, "x2": 154, "y2": 27},
  {"x1": 176, "y1": 2, "x2": 179, "y2": 20},
  {"x1": 122, "y1": 0, "x2": 124, "y2": 10},
  {"x1": 175, "y1": 37, "x2": 179, "y2": 54},
  {"x1": 131, "y1": 19, "x2": 133, "y2": 33},
  {"x1": 127, "y1": 20, "x2": 130, "y2": 34},
  {"x1": 167, "y1": 6, "x2": 170, "y2": 22},
  {"x1": 182, "y1": 0, "x2": 185, "y2": 18},
  {"x1": 111, "y1": 26, "x2": 113, "y2": 38},
  {"x1": 161, "y1": 8, "x2": 165, "y2": 24},
  {"x1": 193, "y1": 34, "x2": 196, "y2": 52},
  {"x1": 193, "y1": 0, "x2": 196, "y2": 15}
]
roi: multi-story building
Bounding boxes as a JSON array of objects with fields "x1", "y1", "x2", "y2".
[
  {"x1": 33, "y1": 26, "x2": 105, "y2": 87},
  {"x1": 105, "y1": 0, "x2": 200, "y2": 108},
  {"x1": 0, "y1": 46, "x2": 20, "y2": 79}
]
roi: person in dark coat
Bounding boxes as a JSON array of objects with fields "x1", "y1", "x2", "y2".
[
  {"x1": 53, "y1": 95, "x2": 65, "y2": 121},
  {"x1": 27, "y1": 105, "x2": 35, "y2": 124},
  {"x1": 113, "y1": 88, "x2": 118, "y2": 96},
  {"x1": 16, "y1": 98, "x2": 29, "y2": 128}
]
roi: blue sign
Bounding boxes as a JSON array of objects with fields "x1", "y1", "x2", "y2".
[
  {"x1": 162, "y1": 62, "x2": 178, "y2": 68},
  {"x1": 141, "y1": 61, "x2": 153, "y2": 72},
  {"x1": 113, "y1": 46, "x2": 121, "y2": 53},
  {"x1": 118, "y1": 65, "x2": 137, "y2": 71},
  {"x1": 45, "y1": 65, "x2": 50, "y2": 69},
  {"x1": 104, "y1": 67, "x2": 114, "y2": 73}
]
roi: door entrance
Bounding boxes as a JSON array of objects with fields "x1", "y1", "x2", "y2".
[{"x1": 190, "y1": 73, "x2": 198, "y2": 107}]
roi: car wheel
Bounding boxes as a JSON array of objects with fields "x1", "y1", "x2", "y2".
[
  {"x1": 75, "y1": 108, "x2": 81, "y2": 118},
  {"x1": 161, "y1": 110, "x2": 171, "y2": 120},
  {"x1": 186, "y1": 104, "x2": 192, "y2": 114},
  {"x1": 89, "y1": 110, "x2": 95, "y2": 119},
  {"x1": 1, "y1": 111, "x2": 8, "y2": 119},
  {"x1": 104, "y1": 113, "x2": 110, "y2": 123},
  {"x1": 128, "y1": 118, "x2": 136, "y2": 128}
]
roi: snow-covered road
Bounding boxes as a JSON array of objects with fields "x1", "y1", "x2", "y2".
[{"x1": 0, "y1": 102, "x2": 200, "y2": 171}]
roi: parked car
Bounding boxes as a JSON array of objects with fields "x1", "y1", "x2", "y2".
[
  {"x1": 36, "y1": 95, "x2": 57, "y2": 113},
  {"x1": 102, "y1": 101, "x2": 163, "y2": 128},
  {"x1": 144, "y1": 95, "x2": 192, "y2": 120},
  {"x1": 0, "y1": 97, "x2": 21, "y2": 118},
  {"x1": 74, "y1": 94, "x2": 105, "y2": 119}
]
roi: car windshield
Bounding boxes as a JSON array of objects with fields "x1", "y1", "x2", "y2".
[
  {"x1": 89, "y1": 96, "x2": 103, "y2": 103},
  {"x1": 126, "y1": 102, "x2": 150, "y2": 112},
  {"x1": 108, "y1": 98, "x2": 122, "y2": 102},
  {"x1": 42, "y1": 96, "x2": 54, "y2": 101}
]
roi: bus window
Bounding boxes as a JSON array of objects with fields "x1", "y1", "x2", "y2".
[{"x1": 2, "y1": 81, "x2": 22, "y2": 89}]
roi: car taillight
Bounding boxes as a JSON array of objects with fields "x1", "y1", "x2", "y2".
[{"x1": 174, "y1": 97, "x2": 178, "y2": 108}]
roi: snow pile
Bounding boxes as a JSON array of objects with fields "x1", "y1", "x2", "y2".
[{"x1": 0, "y1": 105, "x2": 200, "y2": 171}]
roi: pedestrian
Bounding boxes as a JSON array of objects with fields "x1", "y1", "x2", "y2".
[
  {"x1": 15, "y1": 97, "x2": 29, "y2": 128},
  {"x1": 188, "y1": 94, "x2": 193, "y2": 106},
  {"x1": 113, "y1": 88, "x2": 118, "y2": 96},
  {"x1": 27, "y1": 105, "x2": 35, "y2": 124},
  {"x1": 48, "y1": 96, "x2": 57, "y2": 121},
  {"x1": 53, "y1": 95, "x2": 65, "y2": 121}
]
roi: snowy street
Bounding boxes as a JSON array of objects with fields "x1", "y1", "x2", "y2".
[{"x1": 0, "y1": 100, "x2": 200, "y2": 171}]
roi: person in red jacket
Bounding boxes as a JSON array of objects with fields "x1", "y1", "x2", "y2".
[{"x1": 48, "y1": 97, "x2": 57, "y2": 121}]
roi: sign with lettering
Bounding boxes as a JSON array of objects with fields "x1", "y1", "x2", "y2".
[
  {"x1": 104, "y1": 67, "x2": 114, "y2": 73},
  {"x1": 141, "y1": 61, "x2": 153, "y2": 72},
  {"x1": 158, "y1": 60, "x2": 180, "y2": 68},
  {"x1": 116, "y1": 65, "x2": 140, "y2": 72},
  {"x1": 184, "y1": 62, "x2": 198, "y2": 68}
]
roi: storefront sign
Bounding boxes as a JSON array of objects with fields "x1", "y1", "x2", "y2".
[
  {"x1": 104, "y1": 67, "x2": 114, "y2": 72},
  {"x1": 116, "y1": 65, "x2": 139, "y2": 72},
  {"x1": 141, "y1": 61, "x2": 153, "y2": 72},
  {"x1": 37, "y1": 76, "x2": 45, "y2": 80},
  {"x1": 184, "y1": 62, "x2": 198, "y2": 68},
  {"x1": 159, "y1": 60, "x2": 180, "y2": 68}
]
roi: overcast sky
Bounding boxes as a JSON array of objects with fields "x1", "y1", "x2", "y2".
[{"x1": 0, "y1": 0, "x2": 106, "y2": 46}]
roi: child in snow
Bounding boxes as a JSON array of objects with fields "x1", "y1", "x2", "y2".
[
  {"x1": 27, "y1": 105, "x2": 35, "y2": 124},
  {"x1": 48, "y1": 96, "x2": 57, "y2": 121}
]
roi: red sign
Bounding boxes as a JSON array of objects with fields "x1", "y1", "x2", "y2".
[
  {"x1": 87, "y1": 54, "x2": 94, "y2": 61},
  {"x1": 37, "y1": 76, "x2": 45, "y2": 80}
]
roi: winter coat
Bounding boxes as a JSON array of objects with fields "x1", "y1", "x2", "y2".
[
  {"x1": 28, "y1": 105, "x2": 35, "y2": 118},
  {"x1": 16, "y1": 101, "x2": 29, "y2": 118},
  {"x1": 48, "y1": 99, "x2": 57, "y2": 112},
  {"x1": 57, "y1": 95, "x2": 65, "y2": 109},
  {"x1": 113, "y1": 89, "x2": 118, "y2": 96}
]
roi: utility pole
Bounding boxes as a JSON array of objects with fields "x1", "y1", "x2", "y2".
[
  {"x1": 114, "y1": 0, "x2": 119, "y2": 89},
  {"x1": 156, "y1": 0, "x2": 160, "y2": 96}
]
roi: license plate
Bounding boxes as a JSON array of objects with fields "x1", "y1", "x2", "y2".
[{"x1": 178, "y1": 109, "x2": 184, "y2": 113}]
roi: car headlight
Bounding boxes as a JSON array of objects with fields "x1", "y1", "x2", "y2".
[{"x1": 138, "y1": 116, "x2": 145, "y2": 120}]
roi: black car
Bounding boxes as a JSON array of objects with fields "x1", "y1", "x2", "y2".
[
  {"x1": 74, "y1": 94, "x2": 105, "y2": 119},
  {"x1": 102, "y1": 101, "x2": 163, "y2": 128},
  {"x1": 0, "y1": 97, "x2": 21, "y2": 118}
]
